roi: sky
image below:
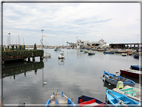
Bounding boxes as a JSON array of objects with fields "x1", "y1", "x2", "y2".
[{"x1": 3, "y1": 2, "x2": 140, "y2": 46}]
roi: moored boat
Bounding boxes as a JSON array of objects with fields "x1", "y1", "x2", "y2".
[
  {"x1": 45, "y1": 89, "x2": 75, "y2": 107},
  {"x1": 54, "y1": 47, "x2": 58, "y2": 51},
  {"x1": 84, "y1": 50, "x2": 88, "y2": 53},
  {"x1": 103, "y1": 71, "x2": 135, "y2": 87},
  {"x1": 133, "y1": 54, "x2": 139, "y2": 59},
  {"x1": 113, "y1": 85, "x2": 141, "y2": 102},
  {"x1": 128, "y1": 53, "x2": 132, "y2": 55},
  {"x1": 88, "y1": 50, "x2": 95, "y2": 55},
  {"x1": 122, "y1": 53, "x2": 127, "y2": 56},
  {"x1": 131, "y1": 65, "x2": 142, "y2": 71},
  {"x1": 77, "y1": 95, "x2": 108, "y2": 107},
  {"x1": 80, "y1": 50, "x2": 83, "y2": 52},
  {"x1": 104, "y1": 51, "x2": 114, "y2": 54},
  {"x1": 106, "y1": 88, "x2": 140, "y2": 106},
  {"x1": 58, "y1": 51, "x2": 65, "y2": 59},
  {"x1": 120, "y1": 69, "x2": 142, "y2": 78}
]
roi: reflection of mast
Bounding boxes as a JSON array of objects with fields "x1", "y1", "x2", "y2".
[{"x1": 42, "y1": 68, "x2": 44, "y2": 87}]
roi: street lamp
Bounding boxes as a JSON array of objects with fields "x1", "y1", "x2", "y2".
[{"x1": 41, "y1": 29, "x2": 44, "y2": 50}]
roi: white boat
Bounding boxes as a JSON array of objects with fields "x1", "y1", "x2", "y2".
[
  {"x1": 44, "y1": 52, "x2": 51, "y2": 58},
  {"x1": 122, "y1": 53, "x2": 127, "y2": 56},
  {"x1": 113, "y1": 85, "x2": 141, "y2": 102},
  {"x1": 58, "y1": 51, "x2": 65, "y2": 59}
]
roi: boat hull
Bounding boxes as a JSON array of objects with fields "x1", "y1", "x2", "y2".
[
  {"x1": 133, "y1": 54, "x2": 139, "y2": 59},
  {"x1": 88, "y1": 53, "x2": 95, "y2": 55},
  {"x1": 120, "y1": 70, "x2": 140, "y2": 78},
  {"x1": 113, "y1": 86, "x2": 141, "y2": 102},
  {"x1": 104, "y1": 52, "x2": 114, "y2": 54},
  {"x1": 45, "y1": 91, "x2": 75, "y2": 107},
  {"x1": 77, "y1": 95, "x2": 109, "y2": 107},
  {"x1": 104, "y1": 71, "x2": 135, "y2": 87},
  {"x1": 131, "y1": 65, "x2": 142, "y2": 71},
  {"x1": 106, "y1": 89, "x2": 140, "y2": 106}
]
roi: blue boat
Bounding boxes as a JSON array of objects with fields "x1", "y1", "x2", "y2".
[
  {"x1": 131, "y1": 65, "x2": 142, "y2": 71},
  {"x1": 77, "y1": 95, "x2": 109, "y2": 106},
  {"x1": 80, "y1": 50, "x2": 83, "y2": 52},
  {"x1": 133, "y1": 54, "x2": 139, "y2": 59},
  {"x1": 103, "y1": 71, "x2": 135, "y2": 87},
  {"x1": 54, "y1": 47, "x2": 58, "y2": 51},
  {"x1": 45, "y1": 90, "x2": 75, "y2": 107},
  {"x1": 106, "y1": 88, "x2": 140, "y2": 106},
  {"x1": 104, "y1": 51, "x2": 114, "y2": 54}
]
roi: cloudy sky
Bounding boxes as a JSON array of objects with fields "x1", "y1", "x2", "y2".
[{"x1": 3, "y1": 2, "x2": 140, "y2": 46}]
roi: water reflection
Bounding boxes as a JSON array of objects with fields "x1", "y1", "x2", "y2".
[
  {"x1": 2, "y1": 61, "x2": 44, "y2": 79},
  {"x1": 2, "y1": 49, "x2": 140, "y2": 104},
  {"x1": 58, "y1": 59, "x2": 65, "y2": 65}
]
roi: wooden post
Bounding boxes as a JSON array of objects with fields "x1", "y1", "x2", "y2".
[
  {"x1": 33, "y1": 57, "x2": 35, "y2": 61},
  {"x1": 40, "y1": 56, "x2": 43, "y2": 61}
]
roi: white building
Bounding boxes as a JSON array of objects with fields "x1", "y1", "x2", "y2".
[{"x1": 76, "y1": 39, "x2": 107, "y2": 49}]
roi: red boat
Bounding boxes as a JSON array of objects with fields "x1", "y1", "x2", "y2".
[
  {"x1": 120, "y1": 69, "x2": 142, "y2": 78},
  {"x1": 128, "y1": 53, "x2": 132, "y2": 55}
]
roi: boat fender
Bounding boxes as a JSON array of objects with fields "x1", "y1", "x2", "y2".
[{"x1": 116, "y1": 81, "x2": 124, "y2": 89}]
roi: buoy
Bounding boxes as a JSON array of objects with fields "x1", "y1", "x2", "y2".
[{"x1": 44, "y1": 82, "x2": 46, "y2": 85}]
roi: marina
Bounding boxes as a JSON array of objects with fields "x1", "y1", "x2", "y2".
[
  {"x1": 2, "y1": 2, "x2": 141, "y2": 107},
  {"x1": 2, "y1": 48, "x2": 141, "y2": 106}
]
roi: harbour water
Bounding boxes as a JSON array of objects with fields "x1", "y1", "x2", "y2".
[{"x1": 2, "y1": 49, "x2": 141, "y2": 104}]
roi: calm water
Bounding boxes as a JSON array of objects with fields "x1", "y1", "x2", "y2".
[{"x1": 2, "y1": 49, "x2": 141, "y2": 104}]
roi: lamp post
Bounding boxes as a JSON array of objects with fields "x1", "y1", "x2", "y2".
[{"x1": 41, "y1": 29, "x2": 44, "y2": 50}]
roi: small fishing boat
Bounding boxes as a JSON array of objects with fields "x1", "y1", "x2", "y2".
[
  {"x1": 128, "y1": 53, "x2": 132, "y2": 55},
  {"x1": 45, "y1": 89, "x2": 75, "y2": 107},
  {"x1": 131, "y1": 65, "x2": 142, "y2": 71},
  {"x1": 77, "y1": 95, "x2": 108, "y2": 106},
  {"x1": 122, "y1": 53, "x2": 127, "y2": 56},
  {"x1": 120, "y1": 69, "x2": 142, "y2": 78},
  {"x1": 54, "y1": 47, "x2": 59, "y2": 51},
  {"x1": 84, "y1": 50, "x2": 88, "y2": 53},
  {"x1": 113, "y1": 85, "x2": 141, "y2": 102},
  {"x1": 133, "y1": 54, "x2": 139, "y2": 59},
  {"x1": 103, "y1": 71, "x2": 135, "y2": 87},
  {"x1": 88, "y1": 50, "x2": 95, "y2": 55},
  {"x1": 104, "y1": 51, "x2": 114, "y2": 54},
  {"x1": 106, "y1": 88, "x2": 140, "y2": 106},
  {"x1": 58, "y1": 51, "x2": 65, "y2": 59},
  {"x1": 80, "y1": 50, "x2": 83, "y2": 52}
]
